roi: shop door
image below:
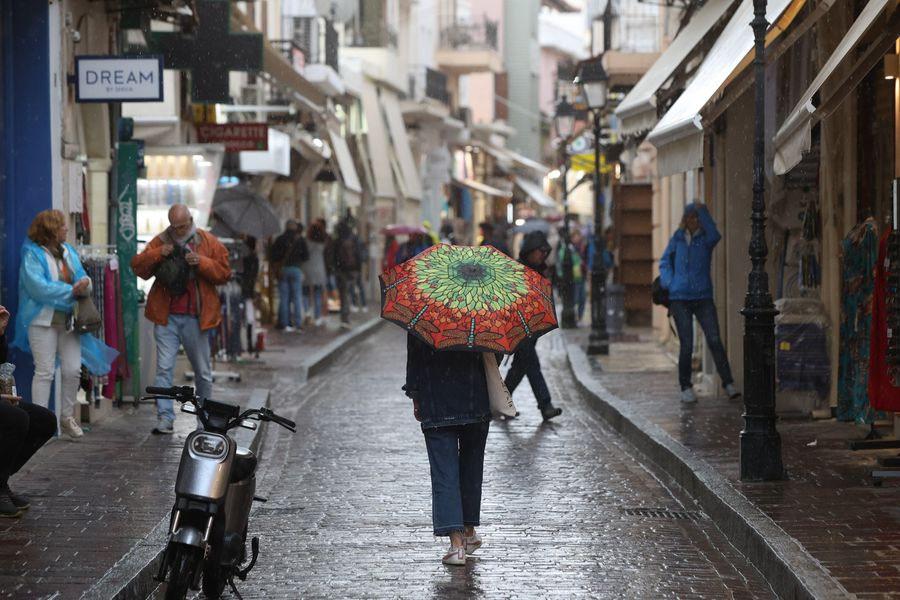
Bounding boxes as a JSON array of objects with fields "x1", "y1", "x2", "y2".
[{"x1": 613, "y1": 182, "x2": 653, "y2": 326}]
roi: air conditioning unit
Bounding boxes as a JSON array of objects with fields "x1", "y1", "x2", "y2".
[{"x1": 241, "y1": 85, "x2": 261, "y2": 106}]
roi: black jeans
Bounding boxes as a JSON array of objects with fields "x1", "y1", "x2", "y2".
[
  {"x1": 504, "y1": 339, "x2": 552, "y2": 409},
  {"x1": 669, "y1": 298, "x2": 734, "y2": 391},
  {"x1": 0, "y1": 401, "x2": 56, "y2": 488}
]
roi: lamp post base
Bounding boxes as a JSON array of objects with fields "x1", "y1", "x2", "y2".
[
  {"x1": 586, "y1": 332, "x2": 609, "y2": 355},
  {"x1": 740, "y1": 423, "x2": 786, "y2": 481}
]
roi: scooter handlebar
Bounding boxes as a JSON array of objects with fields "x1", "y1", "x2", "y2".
[{"x1": 144, "y1": 385, "x2": 195, "y2": 401}]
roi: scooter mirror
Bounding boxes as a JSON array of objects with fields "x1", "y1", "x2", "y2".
[
  {"x1": 181, "y1": 404, "x2": 198, "y2": 415},
  {"x1": 240, "y1": 420, "x2": 258, "y2": 431}
]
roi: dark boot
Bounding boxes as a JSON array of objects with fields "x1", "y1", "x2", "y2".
[
  {"x1": 540, "y1": 403, "x2": 563, "y2": 421},
  {"x1": 2, "y1": 485, "x2": 30, "y2": 510},
  {"x1": 0, "y1": 492, "x2": 23, "y2": 518}
]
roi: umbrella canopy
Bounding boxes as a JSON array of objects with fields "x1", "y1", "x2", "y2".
[
  {"x1": 382, "y1": 224, "x2": 427, "y2": 236},
  {"x1": 211, "y1": 185, "x2": 281, "y2": 239},
  {"x1": 380, "y1": 244, "x2": 557, "y2": 353}
]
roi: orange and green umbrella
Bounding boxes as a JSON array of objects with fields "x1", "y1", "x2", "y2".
[{"x1": 380, "y1": 244, "x2": 557, "y2": 353}]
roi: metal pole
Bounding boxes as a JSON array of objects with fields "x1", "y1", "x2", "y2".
[
  {"x1": 740, "y1": 0, "x2": 785, "y2": 481},
  {"x1": 587, "y1": 109, "x2": 609, "y2": 354},
  {"x1": 560, "y1": 144, "x2": 576, "y2": 329}
]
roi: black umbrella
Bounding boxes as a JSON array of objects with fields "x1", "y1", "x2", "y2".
[{"x1": 211, "y1": 185, "x2": 281, "y2": 239}]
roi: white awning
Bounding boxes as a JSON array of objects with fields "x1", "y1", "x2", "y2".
[
  {"x1": 615, "y1": 0, "x2": 736, "y2": 136},
  {"x1": 774, "y1": 0, "x2": 900, "y2": 174},
  {"x1": 471, "y1": 141, "x2": 550, "y2": 178},
  {"x1": 452, "y1": 177, "x2": 513, "y2": 198},
  {"x1": 327, "y1": 126, "x2": 362, "y2": 194},
  {"x1": 359, "y1": 77, "x2": 396, "y2": 199},
  {"x1": 381, "y1": 88, "x2": 423, "y2": 200},
  {"x1": 514, "y1": 176, "x2": 556, "y2": 208},
  {"x1": 646, "y1": 0, "x2": 801, "y2": 176},
  {"x1": 504, "y1": 149, "x2": 550, "y2": 178}
]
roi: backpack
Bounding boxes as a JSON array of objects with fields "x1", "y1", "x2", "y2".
[
  {"x1": 338, "y1": 237, "x2": 360, "y2": 271},
  {"x1": 651, "y1": 276, "x2": 670, "y2": 308},
  {"x1": 155, "y1": 244, "x2": 190, "y2": 296}
]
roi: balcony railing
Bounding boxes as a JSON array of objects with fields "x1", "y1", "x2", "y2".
[
  {"x1": 270, "y1": 39, "x2": 306, "y2": 73},
  {"x1": 346, "y1": 22, "x2": 398, "y2": 49},
  {"x1": 425, "y1": 68, "x2": 450, "y2": 105},
  {"x1": 439, "y1": 18, "x2": 499, "y2": 51},
  {"x1": 291, "y1": 17, "x2": 340, "y2": 72}
]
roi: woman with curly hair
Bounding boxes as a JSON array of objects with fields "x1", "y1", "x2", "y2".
[{"x1": 11, "y1": 210, "x2": 117, "y2": 439}]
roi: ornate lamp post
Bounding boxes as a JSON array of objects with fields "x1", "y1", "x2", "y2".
[
  {"x1": 575, "y1": 57, "x2": 610, "y2": 355},
  {"x1": 554, "y1": 95, "x2": 577, "y2": 329},
  {"x1": 740, "y1": 0, "x2": 785, "y2": 481}
]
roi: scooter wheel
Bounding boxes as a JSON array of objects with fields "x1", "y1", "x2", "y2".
[
  {"x1": 164, "y1": 544, "x2": 202, "y2": 600},
  {"x1": 202, "y1": 562, "x2": 228, "y2": 599}
]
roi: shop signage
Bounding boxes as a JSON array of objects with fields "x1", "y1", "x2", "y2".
[
  {"x1": 75, "y1": 55, "x2": 163, "y2": 102},
  {"x1": 195, "y1": 123, "x2": 269, "y2": 152}
]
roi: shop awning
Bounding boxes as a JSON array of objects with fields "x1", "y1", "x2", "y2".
[
  {"x1": 514, "y1": 176, "x2": 556, "y2": 208},
  {"x1": 359, "y1": 77, "x2": 397, "y2": 199},
  {"x1": 646, "y1": 0, "x2": 803, "y2": 176},
  {"x1": 452, "y1": 177, "x2": 513, "y2": 198},
  {"x1": 615, "y1": 0, "x2": 736, "y2": 136},
  {"x1": 504, "y1": 149, "x2": 550, "y2": 178},
  {"x1": 471, "y1": 141, "x2": 550, "y2": 178},
  {"x1": 381, "y1": 88, "x2": 423, "y2": 200},
  {"x1": 327, "y1": 126, "x2": 363, "y2": 194},
  {"x1": 774, "y1": 0, "x2": 900, "y2": 174}
]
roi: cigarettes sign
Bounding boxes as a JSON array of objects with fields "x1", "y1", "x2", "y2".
[
  {"x1": 196, "y1": 124, "x2": 269, "y2": 152},
  {"x1": 75, "y1": 55, "x2": 163, "y2": 102}
]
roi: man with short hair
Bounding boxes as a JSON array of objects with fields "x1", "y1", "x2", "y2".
[{"x1": 132, "y1": 204, "x2": 231, "y2": 434}]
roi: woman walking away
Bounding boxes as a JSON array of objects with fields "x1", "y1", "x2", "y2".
[
  {"x1": 659, "y1": 203, "x2": 741, "y2": 404},
  {"x1": 12, "y1": 210, "x2": 117, "y2": 439},
  {"x1": 305, "y1": 221, "x2": 329, "y2": 326},
  {"x1": 404, "y1": 334, "x2": 491, "y2": 566},
  {"x1": 505, "y1": 231, "x2": 563, "y2": 421}
]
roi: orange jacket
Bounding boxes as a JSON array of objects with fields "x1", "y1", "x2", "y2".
[{"x1": 131, "y1": 228, "x2": 232, "y2": 331}]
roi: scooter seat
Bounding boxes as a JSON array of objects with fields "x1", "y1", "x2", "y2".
[{"x1": 231, "y1": 446, "x2": 257, "y2": 482}]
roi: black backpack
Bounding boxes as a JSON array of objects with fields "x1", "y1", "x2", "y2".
[
  {"x1": 338, "y1": 237, "x2": 360, "y2": 271},
  {"x1": 651, "y1": 276, "x2": 670, "y2": 308},
  {"x1": 155, "y1": 244, "x2": 190, "y2": 296}
]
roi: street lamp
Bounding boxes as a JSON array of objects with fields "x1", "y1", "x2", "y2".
[
  {"x1": 555, "y1": 95, "x2": 577, "y2": 329},
  {"x1": 575, "y1": 57, "x2": 610, "y2": 355},
  {"x1": 740, "y1": 0, "x2": 785, "y2": 480}
]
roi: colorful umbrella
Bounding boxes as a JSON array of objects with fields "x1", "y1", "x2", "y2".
[
  {"x1": 380, "y1": 244, "x2": 557, "y2": 353},
  {"x1": 381, "y1": 224, "x2": 427, "y2": 236}
]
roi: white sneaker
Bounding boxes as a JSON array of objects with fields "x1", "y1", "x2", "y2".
[
  {"x1": 350, "y1": 305, "x2": 360, "y2": 314},
  {"x1": 464, "y1": 532, "x2": 482, "y2": 555},
  {"x1": 60, "y1": 416, "x2": 84, "y2": 439},
  {"x1": 284, "y1": 326, "x2": 296, "y2": 332},
  {"x1": 441, "y1": 545, "x2": 466, "y2": 566},
  {"x1": 680, "y1": 388, "x2": 697, "y2": 404},
  {"x1": 725, "y1": 383, "x2": 742, "y2": 399}
]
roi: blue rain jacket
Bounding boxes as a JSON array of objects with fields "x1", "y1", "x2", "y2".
[
  {"x1": 659, "y1": 207, "x2": 721, "y2": 301},
  {"x1": 12, "y1": 240, "x2": 118, "y2": 375}
]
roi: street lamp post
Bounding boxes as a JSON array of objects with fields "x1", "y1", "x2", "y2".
[
  {"x1": 575, "y1": 58, "x2": 610, "y2": 355},
  {"x1": 555, "y1": 96, "x2": 577, "y2": 330},
  {"x1": 740, "y1": 0, "x2": 785, "y2": 481}
]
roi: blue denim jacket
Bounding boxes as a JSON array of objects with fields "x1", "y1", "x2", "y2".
[{"x1": 404, "y1": 334, "x2": 492, "y2": 430}]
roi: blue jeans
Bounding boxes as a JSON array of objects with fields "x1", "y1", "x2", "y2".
[
  {"x1": 278, "y1": 266, "x2": 304, "y2": 328},
  {"x1": 504, "y1": 339, "x2": 552, "y2": 409},
  {"x1": 669, "y1": 298, "x2": 734, "y2": 391},
  {"x1": 423, "y1": 421, "x2": 490, "y2": 536},
  {"x1": 153, "y1": 315, "x2": 213, "y2": 424},
  {"x1": 574, "y1": 280, "x2": 586, "y2": 322},
  {"x1": 304, "y1": 285, "x2": 324, "y2": 319}
]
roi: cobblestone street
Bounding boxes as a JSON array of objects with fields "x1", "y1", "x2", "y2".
[{"x1": 225, "y1": 326, "x2": 775, "y2": 599}]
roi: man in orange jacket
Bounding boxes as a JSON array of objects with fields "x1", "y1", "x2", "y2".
[{"x1": 131, "y1": 204, "x2": 231, "y2": 434}]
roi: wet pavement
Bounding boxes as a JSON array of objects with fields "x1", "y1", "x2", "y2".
[
  {"x1": 569, "y1": 327, "x2": 900, "y2": 599},
  {"x1": 215, "y1": 326, "x2": 775, "y2": 599},
  {"x1": 0, "y1": 313, "x2": 373, "y2": 600}
]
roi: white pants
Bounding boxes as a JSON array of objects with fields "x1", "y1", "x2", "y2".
[{"x1": 28, "y1": 324, "x2": 81, "y2": 418}]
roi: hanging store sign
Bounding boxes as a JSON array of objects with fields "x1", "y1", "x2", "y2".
[
  {"x1": 195, "y1": 123, "x2": 269, "y2": 152},
  {"x1": 75, "y1": 55, "x2": 163, "y2": 102}
]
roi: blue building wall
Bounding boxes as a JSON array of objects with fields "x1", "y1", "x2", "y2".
[{"x1": 1, "y1": 0, "x2": 52, "y2": 403}]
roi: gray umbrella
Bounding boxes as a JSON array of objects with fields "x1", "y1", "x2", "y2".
[
  {"x1": 512, "y1": 218, "x2": 551, "y2": 234},
  {"x1": 211, "y1": 185, "x2": 282, "y2": 239}
]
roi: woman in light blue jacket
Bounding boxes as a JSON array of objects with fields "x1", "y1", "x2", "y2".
[
  {"x1": 11, "y1": 210, "x2": 117, "y2": 439},
  {"x1": 659, "y1": 203, "x2": 739, "y2": 403}
]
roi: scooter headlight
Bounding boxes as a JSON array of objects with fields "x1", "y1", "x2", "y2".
[{"x1": 191, "y1": 433, "x2": 227, "y2": 458}]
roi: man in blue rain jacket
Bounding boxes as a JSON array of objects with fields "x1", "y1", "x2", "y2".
[{"x1": 659, "y1": 203, "x2": 740, "y2": 404}]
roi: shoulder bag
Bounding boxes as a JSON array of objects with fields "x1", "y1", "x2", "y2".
[{"x1": 482, "y1": 353, "x2": 516, "y2": 418}]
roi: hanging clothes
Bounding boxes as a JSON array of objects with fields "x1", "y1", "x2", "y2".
[
  {"x1": 837, "y1": 220, "x2": 883, "y2": 423},
  {"x1": 869, "y1": 228, "x2": 900, "y2": 412}
]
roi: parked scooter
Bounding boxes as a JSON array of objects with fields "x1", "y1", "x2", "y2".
[{"x1": 143, "y1": 385, "x2": 296, "y2": 600}]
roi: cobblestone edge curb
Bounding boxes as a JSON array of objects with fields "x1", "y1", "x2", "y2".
[
  {"x1": 82, "y1": 318, "x2": 385, "y2": 600},
  {"x1": 565, "y1": 338, "x2": 850, "y2": 600}
]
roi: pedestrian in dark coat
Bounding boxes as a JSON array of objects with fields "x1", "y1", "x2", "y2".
[
  {"x1": 404, "y1": 333, "x2": 491, "y2": 566},
  {"x1": 504, "y1": 231, "x2": 563, "y2": 421},
  {"x1": 659, "y1": 203, "x2": 740, "y2": 403}
]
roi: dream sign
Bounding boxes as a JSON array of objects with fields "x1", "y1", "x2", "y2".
[{"x1": 75, "y1": 55, "x2": 163, "y2": 102}]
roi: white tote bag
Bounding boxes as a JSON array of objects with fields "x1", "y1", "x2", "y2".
[{"x1": 482, "y1": 353, "x2": 517, "y2": 418}]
